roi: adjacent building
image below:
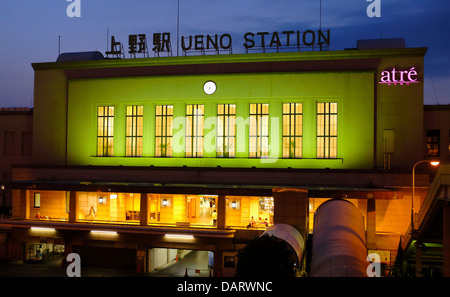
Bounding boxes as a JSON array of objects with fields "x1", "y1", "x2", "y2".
[{"x1": 0, "y1": 108, "x2": 33, "y2": 209}]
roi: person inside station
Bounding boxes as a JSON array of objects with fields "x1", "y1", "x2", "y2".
[
  {"x1": 34, "y1": 212, "x2": 50, "y2": 220},
  {"x1": 88, "y1": 206, "x2": 96, "y2": 220},
  {"x1": 212, "y1": 209, "x2": 218, "y2": 226}
]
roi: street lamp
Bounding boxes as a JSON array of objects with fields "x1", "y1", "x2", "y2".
[{"x1": 411, "y1": 160, "x2": 440, "y2": 232}]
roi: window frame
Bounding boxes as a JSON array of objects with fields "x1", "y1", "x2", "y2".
[
  {"x1": 282, "y1": 103, "x2": 303, "y2": 159},
  {"x1": 316, "y1": 102, "x2": 337, "y2": 159},
  {"x1": 249, "y1": 103, "x2": 269, "y2": 158},
  {"x1": 185, "y1": 104, "x2": 204, "y2": 157},
  {"x1": 426, "y1": 129, "x2": 440, "y2": 157},
  {"x1": 217, "y1": 104, "x2": 236, "y2": 158},
  {"x1": 125, "y1": 105, "x2": 144, "y2": 157},
  {"x1": 155, "y1": 105, "x2": 173, "y2": 157},
  {"x1": 97, "y1": 106, "x2": 115, "y2": 157}
]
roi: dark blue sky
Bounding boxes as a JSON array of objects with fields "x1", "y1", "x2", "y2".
[{"x1": 0, "y1": 0, "x2": 449, "y2": 107}]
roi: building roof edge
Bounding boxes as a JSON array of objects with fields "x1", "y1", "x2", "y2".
[{"x1": 31, "y1": 47, "x2": 428, "y2": 71}]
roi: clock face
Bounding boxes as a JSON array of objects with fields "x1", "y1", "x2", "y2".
[{"x1": 203, "y1": 81, "x2": 216, "y2": 95}]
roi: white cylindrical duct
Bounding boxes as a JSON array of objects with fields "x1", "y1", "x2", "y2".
[
  {"x1": 310, "y1": 199, "x2": 368, "y2": 277},
  {"x1": 263, "y1": 223, "x2": 305, "y2": 264}
]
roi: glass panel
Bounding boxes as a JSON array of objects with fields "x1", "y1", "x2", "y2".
[
  {"x1": 217, "y1": 104, "x2": 236, "y2": 158},
  {"x1": 97, "y1": 106, "x2": 114, "y2": 157},
  {"x1": 155, "y1": 105, "x2": 173, "y2": 157},
  {"x1": 330, "y1": 103, "x2": 337, "y2": 114},
  {"x1": 317, "y1": 102, "x2": 337, "y2": 159},
  {"x1": 282, "y1": 103, "x2": 302, "y2": 159},
  {"x1": 317, "y1": 103, "x2": 324, "y2": 113},
  {"x1": 225, "y1": 196, "x2": 274, "y2": 229},
  {"x1": 126, "y1": 106, "x2": 143, "y2": 157},
  {"x1": 30, "y1": 191, "x2": 69, "y2": 220},
  {"x1": 249, "y1": 103, "x2": 269, "y2": 158},
  {"x1": 330, "y1": 137, "x2": 337, "y2": 158},
  {"x1": 186, "y1": 105, "x2": 204, "y2": 157}
]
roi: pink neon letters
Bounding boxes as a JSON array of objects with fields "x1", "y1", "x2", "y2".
[{"x1": 379, "y1": 67, "x2": 419, "y2": 86}]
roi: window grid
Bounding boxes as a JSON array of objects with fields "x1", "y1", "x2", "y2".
[
  {"x1": 126, "y1": 105, "x2": 143, "y2": 157},
  {"x1": 317, "y1": 102, "x2": 337, "y2": 159},
  {"x1": 282, "y1": 103, "x2": 303, "y2": 159},
  {"x1": 97, "y1": 106, "x2": 114, "y2": 157},
  {"x1": 249, "y1": 103, "x2": 269, "y2": 158},
  {"x1": 155, "y1": 105, "x2": 173, "y2": 157},
  {"x1": 217, "y1": 104, "x2": 236, "y2": 158},
  {"x1": 426, "y1": 129, "x2": 440, "y2": 157},
  {"x1": 186, "y1": 104, "x2": 204, "y2": 157}
]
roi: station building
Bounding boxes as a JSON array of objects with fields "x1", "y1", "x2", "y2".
[{"x1": 0, "y1": 38, "x2": 448, "y2": 276}]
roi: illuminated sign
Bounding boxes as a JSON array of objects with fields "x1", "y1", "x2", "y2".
[
  {"x1": 379, "y1": 67, "x2": 419, "y2": 86},
  {"x1": 182, "y1": 34, "x2": 232, "y2": 53},
  {"x1": 105, "y1": 29, "x2": 330, "y2": 58},
  {"x1": 106, "y1": 33, "x2": 172, "y2": 59},
  {"x1": 243, "y1": 30, "x2": 330, "y2": 52}
]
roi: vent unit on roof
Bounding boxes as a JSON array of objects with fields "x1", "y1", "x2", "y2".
[
  {"x1": 356, "y1": 38, "x2": 406, "y2": 50},
  {"x1": 56, "y1": 51, "x2": 104, "y2": 62}
]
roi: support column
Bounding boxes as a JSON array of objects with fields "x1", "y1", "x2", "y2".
[
  {"x1": 136, "y1": 244, "x2": 146, "y2": 274},
  {"x1": 213, "y1": 248, "x2": 223, "y2": 277},
  {"x1": 69, "y1": 191, "x2": 77, "y2": 223},
  {"x1": 140, "y1": 193, "x2": 149, "y2": 226},
  {"x1": 415, "y1": 246, "x2": 423, "y2": 277},
  {"x1": 443, "y1": 198, "x2": 450, "y2": 277},
  {"x1": 272, "y1": 188, "x2": 308, "y2": 238},
  {"x1": 217, "y1": 194, "x2": 226, "y2": 230},
  {"x1": 366, "y1": 198, "x2": 377, "y2": 249}
]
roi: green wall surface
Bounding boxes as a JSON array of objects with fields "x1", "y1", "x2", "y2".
[{"x1": 66, "y1": 71, "x2": 375, "y2": 169}]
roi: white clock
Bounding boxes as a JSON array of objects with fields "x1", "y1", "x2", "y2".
[{"x1": 203, "y1": 81, "x2": 216, "y2": 95}]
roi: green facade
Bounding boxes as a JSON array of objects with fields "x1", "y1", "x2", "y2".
[{"x1": 32, "y1": 49, "x2": 426, "y2": 170}]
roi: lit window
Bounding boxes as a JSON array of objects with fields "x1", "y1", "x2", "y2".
[
  {"x1": 317, "y1": 102, "x2": 337, "y2": 159},
  {"x1": 225, "y1": 196, "x2": 274, "y2": 229},
  {"x1": 426, "y1": 129, "x2": 440, "y2": 157},
  {"x1": 34, "y1": 193, "x2": 41, "y2": 208},
  {"x1": 155, "y1": 105, "x2": 173, "y2": 157},
  {"x1": 282, "y1": 103, "x2": 302, "y2": 158},
  {"x1": 97, "y1": 106, "x2": 114, "y2": 157},
  {"x1": 217, "y1": 104, "x2": 236, "y2": 158},
  {"x1": 126, "y1": 105, "x2": 143, "y2": 157},
  {"x1": 249, "y1": 103, "x2": 269, "y2": 158},
  {"x1": 186, "y1": 104, "x2": 204, "y2": 157}
]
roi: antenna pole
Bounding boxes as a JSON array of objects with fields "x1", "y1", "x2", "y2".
[
  {"x1": 58, "y1": 35, "x2": 61, "y2": 56},
  {"x1": 320, "y1": 0, "x2": 322, "y2": 30},
  {"x1": 107, "y1": 27, "x2": 110, "y2": 51},
  {"x1": 177, "y1": 0, "x2": 180, "y2": 56}
]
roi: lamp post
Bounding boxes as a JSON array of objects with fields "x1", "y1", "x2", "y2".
[{"x1": 411, "y1": 160, "x2": 440, "y2": 232}]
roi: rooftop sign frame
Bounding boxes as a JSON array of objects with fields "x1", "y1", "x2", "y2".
[{"x1": 105, "y1": 29, "x2": 331, "y2": 59}]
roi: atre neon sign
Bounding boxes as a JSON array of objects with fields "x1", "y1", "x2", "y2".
[{"x1": 379, "y1": 67, "x2": 419, "y2": 86}]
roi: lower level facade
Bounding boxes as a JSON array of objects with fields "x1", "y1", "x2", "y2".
[{"x1": 0, "y1": 165, "x2": 437, "y2": 276}]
